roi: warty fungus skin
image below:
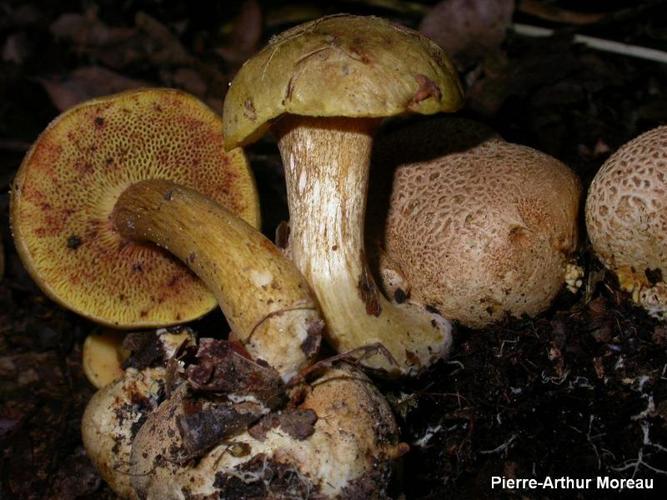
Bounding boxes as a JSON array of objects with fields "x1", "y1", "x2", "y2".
[
  {"x1": 12, "y1": 89, "x2": 322, "y2": 379},
  {"x1": 223, "y1": 14, "x2": 464, "y2": 375},
  {"x1": 586, "y1": 126, "x2": 667, "y2": 318},
  {"x1": 372, "y1": 118, "x2": 581, "y2": 328}
]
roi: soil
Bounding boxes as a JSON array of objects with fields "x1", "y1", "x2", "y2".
[{"x1": 1, "y1": 0, "x2": 666, "y2": 498}]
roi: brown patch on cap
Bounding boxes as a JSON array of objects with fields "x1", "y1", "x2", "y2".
[{"x1": 410, "y1": 74, "x2": 442, "y2": 108}]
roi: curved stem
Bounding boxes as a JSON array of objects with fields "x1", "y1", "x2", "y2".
[
  {"x1": 112, "y1": 179, "x2": 322, "y2": 380},
  {"x1": 275, "y1": 116, "x2": 452, "y2": 376}
]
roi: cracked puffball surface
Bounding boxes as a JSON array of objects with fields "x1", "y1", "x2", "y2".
[
  {"x1": 11, "y1": 88, "x2": 259, "y2": 328},
  {"x1": 82, "y1": 366, "x2": 167, "y2": 498},
  {"x1": 224, "y1": 15, "x2": 463, "y2": 375},
  {"x1": 586, "y1": 126, "x2": 667, "y2": 318},
  {"x1": 371, "y1": 118, "x2": 581, "y2": 328}
]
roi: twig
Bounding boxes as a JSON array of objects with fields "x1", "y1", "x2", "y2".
[
  {"x1": 512, "y1": 23, "x2": 667, "y2": 64},
  {"x1": 0, "y1": 138, "x2": 30, "y2": 152},
  {"x1": 518, "y1": 0, "x2": 607, "y2": 25}
]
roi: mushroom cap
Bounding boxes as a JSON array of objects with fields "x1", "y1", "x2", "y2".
[
  {"x1": 223, "y1": 14, "x2": 463, "y2": 148},
  {"x1": 82, "y1": 330, "x2": 128, "y2": 389},
  {"x1": 374, "y1": 119, "x2": 581, "y2": 328},
  {"x1": 586, "y1": 126, "x2": 667, "y2": 288},
  {"x1": 11, "y1": 88, "x2": 260, "y2": 328}
]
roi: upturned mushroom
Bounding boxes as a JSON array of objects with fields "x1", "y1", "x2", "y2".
[
  {"x1": 586, "y1": 126, "x2": 667, "y2": 318},
  {"x1": 223, "y1": 14, "x2": 463, "y2": 375},
  {"x1": 372, "y1": 118, "x2": 581, "y2": 328},
  {"x1": 12, "y1": 89, "x2": 322, "y2": 379}
]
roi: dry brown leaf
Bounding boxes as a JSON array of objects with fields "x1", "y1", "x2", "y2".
[
  {"x1": 135, "y1": 12, "x2": 193, "y2": 66},
  {"x1": 420, "y1": 0, "x2": 515, "y2": 68},
  {"x1": 39, "y1": 66, "x2": 147, "y2": 112},
  {"x1": 216, "y1": 0, "x2": 263, "y2": 65},
  {"x1": 50, "y1": 8, "x2": 134, "y2": 48}
]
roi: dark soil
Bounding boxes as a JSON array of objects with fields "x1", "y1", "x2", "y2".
[{"x1": 1, "y1": 1, "x2": 666, "y2": 498}]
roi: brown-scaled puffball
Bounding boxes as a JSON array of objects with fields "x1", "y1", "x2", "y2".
[
  {"x1": 372, "y1": 118, "x2": 581, "y2": 328},
  {"x1": 586, "y1": 126, "x2": 667, "y2": 318}
]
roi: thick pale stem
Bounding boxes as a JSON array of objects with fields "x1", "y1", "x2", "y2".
[
  {"x1": 112, "y1": 179, "x2": 322, "y2": 380},
  {"x1": 276, "y1": 116, "x2": 452, "y2": 375}
]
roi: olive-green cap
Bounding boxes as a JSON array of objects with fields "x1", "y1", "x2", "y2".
[{"x1": 223, "y1": 14, "x2": 464, "y2": 148}]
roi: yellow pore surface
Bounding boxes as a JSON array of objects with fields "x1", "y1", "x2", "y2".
[{"x1": 12, "y1": 88, "x2": 260, "y2": 327}]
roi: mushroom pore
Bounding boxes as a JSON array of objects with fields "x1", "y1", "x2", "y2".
[{"x1": 223, "y1": 15, "x2": 464, "y2": 375}]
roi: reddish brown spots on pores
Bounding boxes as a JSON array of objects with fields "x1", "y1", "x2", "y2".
[
  {"x1": 349, "y1": 42, "x2": 371, "y2": 63},
  {"x1": 29, "y1": 140, "x2": 63, "y2": 180},
  {"x1": 74, "y1": 161, "x2": 94, "y2": 175},
  {"x1": 167, "y1": 274, "x2": 182, "y2": 287},
  {"x1": 94, "y1": 116, "x2": 105, "y2": 128}
]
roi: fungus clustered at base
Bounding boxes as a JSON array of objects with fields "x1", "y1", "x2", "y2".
[{"x1": 11, "y1": 82, "x2": 409, "y2": 496}]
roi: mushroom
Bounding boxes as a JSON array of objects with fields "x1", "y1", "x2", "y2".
[
  {"x1": 223, "y1": 14, "x2": 463, "y2": 375},
  {"x1": 82, "y1": 330, "x2": 128, "y2": 389},
  {"x1": 372, "y1": 118, "x2": 581, "y2": 328},
  {"x1": 586, "y1": 126, "x2": 667, "y2": 318},
  {"x1": 12, "y1": 88, "x2": 323, "y2": 379}
]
